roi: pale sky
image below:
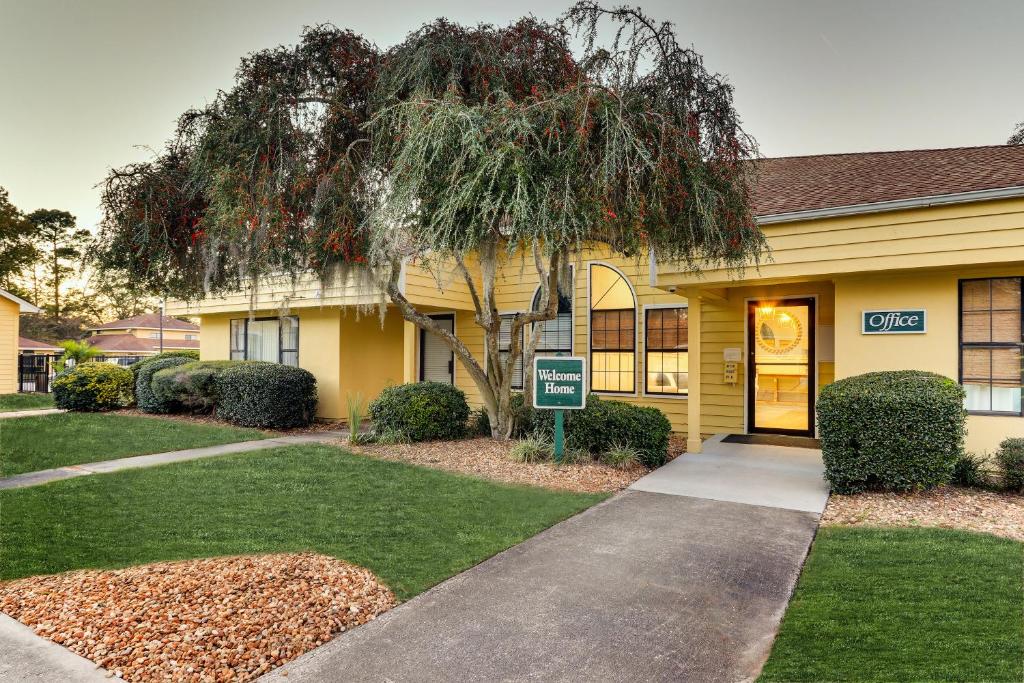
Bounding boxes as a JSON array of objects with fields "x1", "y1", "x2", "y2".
[{"x1": 2, "y1": 0, "x2": 1022, "y2": 234}]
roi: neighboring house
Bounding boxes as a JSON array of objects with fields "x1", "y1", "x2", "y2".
[
  {"x1": 168, "y1": 144, "x2": 1024, "y2": 453},
  {"x1": 18, "y1": 337, "x2": 61, "y2": 355},
  {"x1": 0, "y1": 289, "x2": 41, "y2": 393},
  {"x1": 83, "y1": 313, "x2": 200, "y2": 361}
]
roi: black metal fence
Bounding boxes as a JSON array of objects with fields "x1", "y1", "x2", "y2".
[{"x1": 17, "y1": 354, "x2": 148, "y2": 393}]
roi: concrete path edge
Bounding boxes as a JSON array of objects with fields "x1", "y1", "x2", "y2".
[{"x1": 0, "y1": 614, "x2": 109, "y2": 682}]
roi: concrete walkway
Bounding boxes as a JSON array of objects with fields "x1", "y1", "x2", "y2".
[
  {"x1": 0, "y1": 614, "x2": 109, "y2": 681},
  {"x1": 266, "y1": 438, "x2": 827, "y2": 682},
  {"x1": 0, "y1": 408, "x2": 63, "y2": 419},
  {"x1": 0, "y1": 431, "x2": 347, "y2": 490},
  {"x1": 630, "y1": 434, "x2": 830, "y2": 513}
]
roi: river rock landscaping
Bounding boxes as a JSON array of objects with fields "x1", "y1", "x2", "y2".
[
  {"x1": 0, "y1": 553, "x2": 395, "y2": 682},
  {"x1": 821, "y1": 486, "x2": 1024, "y2": 542}
]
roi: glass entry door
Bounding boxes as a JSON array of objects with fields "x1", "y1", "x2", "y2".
[{"x1": 748, "y1": 299, "x2": 815, "y2": 436}]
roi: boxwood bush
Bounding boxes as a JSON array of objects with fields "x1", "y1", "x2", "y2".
[
  {"x1": 129, "y1": 350, "x2": 199, "y2": 386},
  {"x1": 216, "y1": 362, "x2": 317, "y2": 428},
  {"x1": 995, "y1": 438, "x2": 1024, "y2": 492},
  {"x1": 536, "y1": 394, "x2": 672, "y2": 468},
  {"x1": 817, "y1": 370, "x2": 966, "y2": 493},
  {"x1": 369, "y1": 382, "x2": 469, "y2": 442},
  {"x1": 136, "y1": 356, "x2": 193, "y2": 413},
  {"x1": 151, "y1": 361, "x2": 235, "y2": 413},
  {"x1": 53, "y1": 363, "x2": 133, "y2": 412}
]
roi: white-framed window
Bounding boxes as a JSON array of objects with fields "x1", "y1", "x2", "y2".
[
  {"x1": 960, "y1": 277, "x2": 1023, "y2": 414},
  {"x1": 229, "y1": 316, "x2": 299, "y2": 366}
]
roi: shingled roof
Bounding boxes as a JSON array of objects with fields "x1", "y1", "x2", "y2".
[
  {"x1": 85, "y1": 334, "x2": 200, "y2": 352},
  {"x1": 753, "y1": 145, "x2": 1024, "y2": 218},
  {"x1": 88, "y1": 313, "x2": 198, "y2": 332}
]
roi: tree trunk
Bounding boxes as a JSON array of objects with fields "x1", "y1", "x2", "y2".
[{"x1": 382, "y1": 244, "x2": 563, "y2": 440}]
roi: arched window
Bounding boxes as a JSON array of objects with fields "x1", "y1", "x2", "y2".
[{"x1": 590, "y1": 264, "x2": 635, "y2": 392}]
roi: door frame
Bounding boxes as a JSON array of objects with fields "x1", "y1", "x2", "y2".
[
  {"x1": 746, "y1": 297, "x2": 816, "y2": 437},
  {"x1": 419, "y1": 313, "x2": 456, "y2": 384}
]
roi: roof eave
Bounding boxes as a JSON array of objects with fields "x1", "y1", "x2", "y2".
[{"x1": 756, "y1": 184, "x2": 1024, "y2": 225}]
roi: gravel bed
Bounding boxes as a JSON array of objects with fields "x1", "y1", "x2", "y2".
[
  {"x1": 822, "y1": 486, "x2": 1024, "y2": 541},
  {"x1": 346, "y1": 436, "x2": 685, "y2": 493},
  {"x1": 0, "y1": 553, "x2": 395, "y2": 682}
]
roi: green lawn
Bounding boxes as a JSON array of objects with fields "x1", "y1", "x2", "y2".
[
  {"x1": 0, "y1": 445, "x2": 606, "y2": 599},
  {"x1": 759, "y1": 526, "x2": 1024, "y2": 683},
  {"x1": 0, "y1": 393, "x2": 54, "y2": 412},
  {"x1": 0, "y1": 412, "x2": 267, "y2": 477}
]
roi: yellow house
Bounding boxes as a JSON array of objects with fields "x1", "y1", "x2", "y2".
[
  {"x1": 167, "y1": 144, "x2": 1024, "y2": 454},
  {"x1": 0, "y1": 288, "x2": 41, "y2": 394},
  {"x1": 83, "y1": 313, "x2": 200, "y2": 360}
]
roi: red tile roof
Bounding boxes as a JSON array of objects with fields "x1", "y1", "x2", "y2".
[
  {"x1": 753, "y1": 145, "x2": 1024, "y2": 217},
  {"x1": 85, "y1": 334, "x2": 200, "y2": 353},
  {"x1": 88, "y1": 313, "x2": 198, "y2": 332},
  {"x1": 18, "y1": 336, "x2": 61, "y2": 351}
]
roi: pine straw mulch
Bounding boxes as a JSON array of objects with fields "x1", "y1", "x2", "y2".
[
  {"x1": 0, "y1": 553, "x2": 395, "y2": 682},
  {"x1": 821, "y1": 486, "x2": 1024, "y2": 542},
  {"x1": 345, "y1": 435, "x2": 686, "y2": 493}
]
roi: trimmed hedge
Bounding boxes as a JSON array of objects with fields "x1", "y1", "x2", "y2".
[
  {"x1": 53, "y1": 363, "x2": 133, "y2": 412},
  {"x1": 817, "y1": 370, "x2": 966, "y2": 493},
  {"x1": 151, "y1": 361, "x2": 234, "y2": 413},
  {"x1": 136, "y1": 356, "x2": 193, "y2": 413},
  {"x1": 129, "y1": 350, "x2": 200, "y2": 386},
  {"x1": 369, "y1": 382, "x2": 469, "y2": 442},
  {"x1": 536, "y1": 394, "x2": 672, "y2": 468},
  {"x1": 995, "y1": 438, "x2": 1024, "y2": 492},
  {"x1": 216, "y1": 362, "x2": 317, "y2": 428}
]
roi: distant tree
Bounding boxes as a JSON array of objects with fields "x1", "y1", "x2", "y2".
[
  {"x1": 1010, "y1": 122, "x2": 1024, "y2": 145},
  {"x1": 18, "y1": 313, "x2": 91, "y2": 344},
  {"x1": 27, "y1": 209, "x2": 90, "y2": 321},
  {"x1": 78, "y1": 268, "x2": 157, "y2": 321},
  {"x1": 0, "y1": 187, "x2": 39, "y2": 296},
  {"x1": 95, "y1": 4, "x2": 765, "y2": 437}
]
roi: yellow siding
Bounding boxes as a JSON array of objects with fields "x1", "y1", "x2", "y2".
[
  {"x1": 657, "y1": 197, "x2": 1024, "y2": 287},
  {"x1": 338, "y1": 308, "x2": 405, "y2": 417},
  {"x1": 0, "y1": 297, "x2": 18, "y2": 393},
  {"x1": 833, "y1": 264, "x2": 1024, "y2": 453},
  {"x1": 691, "y1": 281, "x2": 835, "y2": 436},
  {"x1": 454, "y1": 245, "x2": 692, "y2": 433}
]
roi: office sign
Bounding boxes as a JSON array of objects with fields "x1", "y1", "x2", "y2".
[
  {"x1": 533, "y1": 356, "x2": 587, "y2": 409},
  {"x1": 862, "y1": 309, "x2": 926, "y2": 334}
]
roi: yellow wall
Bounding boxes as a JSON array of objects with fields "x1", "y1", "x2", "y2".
[
  {"x1": 0, "y1": 296, "x2": 18, "y2": 393},
  {"x1": 690, "y1": 280, "x2": 835, "y2": 437},
  {"x1": 199, "y1": 306, "x2": 404, "y2": 421},
  {"x1": 658, "y1": 197, "x2": 1024, "y2": 288},
  {"x1": 834, "y1": 264, "x2": 1024, "y2": 453}
]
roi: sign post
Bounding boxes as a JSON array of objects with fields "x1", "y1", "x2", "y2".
[{"x1": 532, "y1": 355, "x2": 587, "y2": 463}]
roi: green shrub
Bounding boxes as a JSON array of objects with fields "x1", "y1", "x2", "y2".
[
  {"x1": 469, "y1": 394, "x2": 535, "y2": 438},
  {"x1": 817, "y1": 371, "x2": 966, "y2": 493},
  {"x1": 600, "y1": 443, "x2": 642, "y2": 469},
  {"x1": 368, "y1": 382, "x2": 469, "y2": 442},
  {"x1": 216, "y1": 362, "x2": 317, "y2": 428},
  {"x1": 52, "y1": 363, "x2": 133, "y2": 412},
  {"x1": 151, "y1": 361, "x2": 234, "y2": 413},
  {"x1": 535, "y1": 394, "x2": 671, "y2": 468},
  {"x1": 470, "y1": 408, "x2": 491, "y2": 437},
  {"x1": 509, "y1": 435, "x2": 554, "y2": 463},
  {"x1": 995, "y1": 438, "x2": 1024, "y2": 492},
  {"x1": 952, "y1": 452, "x2": 990, "y2": 489},
  {"x1": 374, "y1": 430, "x2": 412, "y2": 445},
  {"x1": 129, "y1": 351, "x2": 199, "y2": 386},
  {"x1": 136, "y1": 356, "x2": 193, "y2": 413}
]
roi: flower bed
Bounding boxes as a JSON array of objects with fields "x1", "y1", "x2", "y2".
[
  {"x1": 0, "y1": 553, "x2": 394, "y2": 682},
  {"x1": 822, "y1": 487, "x2": 1024, "y2": 541},
  {"x1": 347, "y1": 436, "x2": 686, "y2": 493}
]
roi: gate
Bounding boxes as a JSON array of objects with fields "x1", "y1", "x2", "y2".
[{"x1": 18, "y1": 354, "x2": 56, "y2": 393}]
